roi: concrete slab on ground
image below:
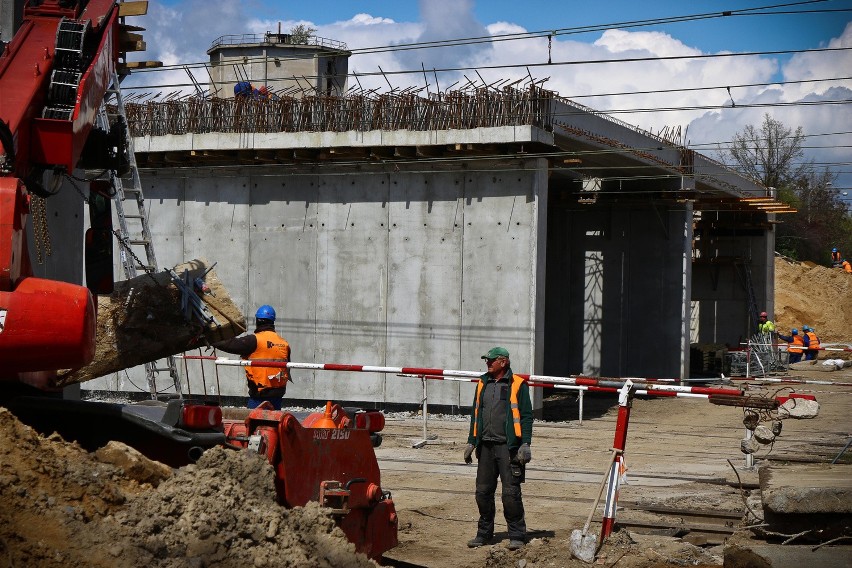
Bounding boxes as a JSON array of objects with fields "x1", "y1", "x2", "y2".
[
  {"x1": 759, "y1": 464, "x2": 852, "y2": 514},
  {"x1": 725, "y1": 539, "x2": 852, "y2": 568}
]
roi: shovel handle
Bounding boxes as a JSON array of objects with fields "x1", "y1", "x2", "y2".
[{"x1": 581, "y1": 448, "x2": 620, "y2": 535}]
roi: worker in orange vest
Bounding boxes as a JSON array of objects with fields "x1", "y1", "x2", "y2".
[
  {"x1": 213, "y1": 304, "x2": 291, "y2": 409},
  {"x1": 802, "y1": 325, "x2": 821, "y2": 361},
  {"x1": 777, "y1": 328, "x2": 805, "y2": 364},
  {"x1": 831, "y1": 248, "x2": 842, "y2": 267},
  {"x1": 843, "y1": 259, "x2": 852, "y2": 274}
]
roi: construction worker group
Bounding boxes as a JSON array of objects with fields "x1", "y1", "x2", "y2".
[
  {"x1": 830, "y1": 247, "x2": 851, "y2": 273},
  {"x1": 777, "y1": 324, "x2": 821, "y2": 363}
]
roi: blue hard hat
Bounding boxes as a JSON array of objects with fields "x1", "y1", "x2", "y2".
[
  {"x1": 802, "y1": 325, "x2": 810, "y2": 332},
  {"x1": 832, "y1": 248, "x2": 838, "y2": 252},
  {"x1": 791, "y1": 328, "x2": 798, "y2": 334},
  {"x1": 255, "y1": 305, "x2": 276, "y2": 321}
]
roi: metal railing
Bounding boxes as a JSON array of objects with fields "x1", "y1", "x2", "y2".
[{"x1": 209, "y1": 33, "x2": 347, "y2": 52}]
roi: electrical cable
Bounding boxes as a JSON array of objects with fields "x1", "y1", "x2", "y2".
[
  {"x1": 122, "y1": 74, "x2": 852, "y2": 98},
  {"x1": 127, "y1": 1, "x2": 847, "y2": 74}
]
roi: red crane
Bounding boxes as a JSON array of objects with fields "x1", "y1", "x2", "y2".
[{"x1": 0, "y1": 0, "x2": 133, "y2": 383}]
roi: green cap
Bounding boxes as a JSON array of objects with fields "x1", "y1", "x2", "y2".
[{"x1": 481, "y1": 346, "x2": 510, "y2": 360}]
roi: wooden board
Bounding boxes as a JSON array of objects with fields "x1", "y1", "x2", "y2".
[
  {"x1": 51, "y1": 259, "x2": 245, "y2": 387},
  {"x1": 118, "y1": 1, "x2": 148, "y2": 17}
]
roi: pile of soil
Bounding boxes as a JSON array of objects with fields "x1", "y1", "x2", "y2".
[
  {"x1": 774, "y1": 256, "x2": 852, "y2": 343},
  {"x1": 0, "y1": 408, "x2": 374, "y2": 567}
]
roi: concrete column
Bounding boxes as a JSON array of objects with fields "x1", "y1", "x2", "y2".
[
  {"x1": 680, "y1": 201, "x2": 694, "y2": 380},
  {"x1": 0, "y1": 0, "x2": 24, "y2": 44}
]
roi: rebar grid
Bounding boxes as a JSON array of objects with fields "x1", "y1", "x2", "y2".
[{"x1": 121, "y1": 84, "x2": 556, "y2": 137}]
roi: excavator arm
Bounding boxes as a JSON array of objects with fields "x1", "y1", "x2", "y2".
[{"x1": 0, "y1": 0, "x2": 148, "y2": 380}]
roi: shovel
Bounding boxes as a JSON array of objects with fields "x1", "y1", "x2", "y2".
[{"x1": 570, "y1": 448, "x2": 619, "y2": 563}]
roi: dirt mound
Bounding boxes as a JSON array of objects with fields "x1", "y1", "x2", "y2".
[
  {"x1": 774, "y1": 256, "x2": 852, "y2": 343},
  {"x1": 0, "y1": 408, "x2": 374, "y2": 567}
]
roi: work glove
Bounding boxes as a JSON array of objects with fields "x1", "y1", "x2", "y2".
[
  {"x1": 517, "y1": 443, "x2": 532, "y2": 464},
  {"x1": 463, "y1": 444, "x2": 475, "y2": 464}
]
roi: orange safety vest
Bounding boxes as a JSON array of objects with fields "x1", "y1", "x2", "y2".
[
  {"x1": 844, "y1": 261, "x2": 852, "y2": 273},
  {"x1": 246, "y1": 330, "x2": 290, "y2": 390},
  {"x1": 472, "y1": 373, "x2": 524, "y2": 439},
  {"x1": 805, "y1": 331, "x2": 820, "y2": 351},
  {"x1": 789, "y1": 335, "x2": 805, "y2": 354}
]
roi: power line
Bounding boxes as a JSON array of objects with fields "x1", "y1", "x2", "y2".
[
  {"x1": 564, "y1": 77, "x2": 852, "y2": 101},
  {"x1": 128, "y1": 0, "x2": 845, "y2": 75},
  {"x1": 123, "y1": 74, "x2": 852, "y2": 99},
  {"x1": 130, "y1": 44, "x2": 852, "y2": 79}
]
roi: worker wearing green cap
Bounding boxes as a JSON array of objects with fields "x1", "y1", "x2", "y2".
[{"x1": 463, "y1": 347, "x2": 533, "y2": 551}]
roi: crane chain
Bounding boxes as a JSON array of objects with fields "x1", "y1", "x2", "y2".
[
  {"x1": 111, "y1": 228, "x2": 161, "y2": 287},
  {"x1": 30, "y1": 195, "x2": 52, "y2": 264}
]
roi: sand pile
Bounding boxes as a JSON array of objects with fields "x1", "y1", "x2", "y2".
[
  {"x1": 0, "y1": 408, "x2": 374, "y2": 567},
  {"x1": 774, "y1": 256, "x2": 852, "y2": 343}
]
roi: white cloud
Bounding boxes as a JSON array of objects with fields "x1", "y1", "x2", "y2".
[
  {"x1": 349, "y1": 14, "x2": 396, "y2": 26},
  {"x1": 124, "y1": 0, "x2": 850, "y2": 188}
]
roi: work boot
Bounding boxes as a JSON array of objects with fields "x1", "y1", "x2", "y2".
[
  {"x1": 507, "y1": 539, "x2": 524, "y2": 550},
  {"x1": 467, "y1": 535, "x2": 491, "y2": 548}
]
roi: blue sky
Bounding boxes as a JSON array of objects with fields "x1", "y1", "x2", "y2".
[{"x1": 136, "y1": 0, "x2": 852, "y2": 192}]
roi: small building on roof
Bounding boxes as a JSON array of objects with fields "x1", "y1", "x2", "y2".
[{"x1": 206, "y1": 29, "x2": 351, "y2": 98}]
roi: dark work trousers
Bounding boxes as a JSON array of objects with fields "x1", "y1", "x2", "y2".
[{"x1": 474, "y1": 441, "x2": 526, "y2": 540}]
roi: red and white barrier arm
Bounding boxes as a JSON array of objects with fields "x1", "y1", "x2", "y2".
[
  {"x1": 181, "y1": 356, "x2": 739, "y2": 396},
  {"x1": 399, "y1": 374, "x2": 712, "y2": 399},
  {"x1": 726, "y1": 376, "x2": 852, "y2": 387}
]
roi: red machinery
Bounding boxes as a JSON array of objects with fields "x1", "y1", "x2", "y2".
[
  {"x1": 1, "y1": 3, "x2": 400, "y2": 559},
  {"x1": 0, "y1": 0, "x2": 132, "y2": 381},
  {"x1": 223, "y1": 401, "x2": 398, "y2": 560}
]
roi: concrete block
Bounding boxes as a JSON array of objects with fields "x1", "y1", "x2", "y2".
[
  {"x1": 778, "y1": 398, "x2": 819, "y2": 419},
  {"x1": 724, "y1": 540, "x2": 852, "y2": 568},
  {"x1": 757, "y1": 464, "x2": 852, "y2": 542},
  {"x1": 759, "y1": 465, "x2": 852, "y2": 515}
]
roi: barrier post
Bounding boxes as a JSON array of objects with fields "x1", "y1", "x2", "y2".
[
  {"x1": 600, "y1": 380, "x2": 635, "y2": 541},
  {"x1": 744, "y1": 427, "x2": 755, "y2": 469},
  {"x1": 578, "y1": 389, "x2": 584, "y2": 425},
  {"x1": 411, "y1": 375, "x2": 440, "y2": 448}
]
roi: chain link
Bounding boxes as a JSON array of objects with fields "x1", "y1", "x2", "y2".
[
  {"x1": 30, "y1": 195, "x2": 52, "y2": 264},
  {"x1": 112, "y1": 228, "x2": 161, "y2": 287}
]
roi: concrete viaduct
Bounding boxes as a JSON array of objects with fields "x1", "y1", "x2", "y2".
[{"x1": 67, "y1": 89, "x2": 781, "y2": 409}]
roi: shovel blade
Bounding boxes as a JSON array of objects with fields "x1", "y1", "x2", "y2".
[{"x1": 570, "y1": 529, "x2": 597, "y2": 563}]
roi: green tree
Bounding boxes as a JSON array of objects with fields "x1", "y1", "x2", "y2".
[
  {"x1": 289, "y1": 24, "x2": 316, "y2": 45},
  {"x1": 776, "y1": 169, "x2": 850, "y2": 263}
]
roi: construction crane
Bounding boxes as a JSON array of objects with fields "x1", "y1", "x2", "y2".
[
  {"x1": 0, "y1": 3, "x2": 399, "y2": 560},
  {"x1": 0, "y1": 0, "x2": 146, "y2": 383}
]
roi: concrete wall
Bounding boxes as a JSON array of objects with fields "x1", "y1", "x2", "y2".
[
  {"x1": 544, "y1": 202, "x2": 694, "y2": 380},
  {"x1": 85, "y1": 160, "x2": 549, "y2": 408},
  {"x1": 0, "y1": 0, "x2": 24, "y2": 44},
  {"x1": 208, "y1": 45, "x2": 348, "y2": 98}
]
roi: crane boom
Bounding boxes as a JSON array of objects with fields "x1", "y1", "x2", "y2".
[{"x1": 0, "y1": 0, "x2": 147, "y2": 383}]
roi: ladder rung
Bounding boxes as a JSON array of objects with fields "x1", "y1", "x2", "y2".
[
  {"x1": 128, "y1": 239, "x2": 150, "y2": 245},
  {"x1": 123, "y1": 214, "x2": 145, "y2": 219},
  {"x1": 122, "y1": 187, "x2": 141, "y2": 193}
]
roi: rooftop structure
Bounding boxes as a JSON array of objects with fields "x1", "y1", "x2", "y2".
[{"x1": 205, "y1": 29, "x2": 351, "y2": 99}]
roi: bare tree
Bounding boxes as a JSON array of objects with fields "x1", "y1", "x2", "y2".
[
  {"x1": 724, "y1": 113, "x2": 807, "y2": 189},
  {"x1": 723, "y1": 114, "x2": 851, "y2": 264}
]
